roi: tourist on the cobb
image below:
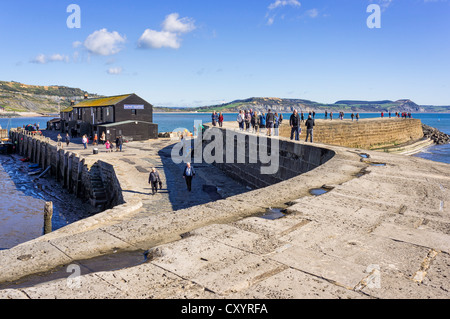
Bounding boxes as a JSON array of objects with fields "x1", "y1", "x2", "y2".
[
  {"x1": 218, "y1": 112, "x2": 224, "y2": 128},
  {"x1": 100, "y1": 132, "x2": 106, "y2": 145},
  {"x1": 65, "y1": 133, "x2": 70, "y2": 147},
  {"x1": 290, "y1": 110, "x2": 300, "y2": 141},
  {"x1": 236, "y1": 110, "x2": 244, "y2": 130},
  {"x1": 305, "y1": 115, "x2": 315, "y2": 143},
  {"x1": 212, "y1": 111, "x2": 218, "y2": 126},
  {"x1": 274, "y1": 113, "x2": 280, "y2": 137},
  {"x1": 148, "y1": 167, "x2": 162, "y2": 195},
  {"x1": 105, "y1": 140, "x2": 112, "y2": 153},
  {"x1": 259, "y1": 112, "x2": 266, "y2": 134},
  {"x1": 251, "y1": 111, "x2": 258, "y2": 133},
  {"x1": 245, "y1": 110, "x2": 251, "y2": 131},
  {"x1": 266, "y1": 109, "x2": 275, "y2": 136},
  {"x1": 183, "y1": 162, "x2": 196, "y2": 192},
  {"x1": 82, "y1": 135, "x2": 88, "y2": 149},
  {"x1": 116, "y1": 135, "x2": 123, "y2": 152}
]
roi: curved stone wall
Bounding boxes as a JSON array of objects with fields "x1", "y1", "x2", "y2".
[
  {"x1": 279, "y1": 118, "x2": 424, "y2": 150},
  {"x1": 201, "y1": 128, "x2": 336, "y2": 189}
]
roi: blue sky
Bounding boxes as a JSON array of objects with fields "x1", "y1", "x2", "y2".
[{"x1": 0, "y1": 0, "x2": 449, "y2": 106}]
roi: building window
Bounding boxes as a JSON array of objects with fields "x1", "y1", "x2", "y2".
[{"x1": 132, "y1": 110, "x2": 137, "y2": 116}]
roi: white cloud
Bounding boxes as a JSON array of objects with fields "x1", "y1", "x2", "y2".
[
  {"x1": 30, "y1": 54, "x2": 47, "y2": 64},
  {"x1": 138, "y1": 29, "x2": 181, "y2": 49},
  {"x1": 306, "y1": 8, "x2": 319, "y2": 18},
  {"x1": 107, "y1": 67, "x2": 123, "y2": 75},
  {"x1": 162, "y1": 13, "x2": 196, "y2": 34},
  {"x1": 138, "y1": 13, "x2": 196, "y2": 50},
  {"x1": 83, "y1": 29, "x2": 126, "y2": 56},
  {"x1": 266, "y1": 0, "x2": 301, "y2": 25},
  {"x1": 72, "y1": 41, "x2": 82, "y2": 49},
  {"x1": 30, "y1": 53, "x2": 69, "y2": 64},
  {"x1": 268, "y1": 0, "x2": 301, "y2": 10},
  {"x1": 48, "y1": 54, "x2": 69, "y2": 63}
]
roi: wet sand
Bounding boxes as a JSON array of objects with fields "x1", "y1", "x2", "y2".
[{"x1": 0, "y1": 154, "x2": 98, "y2": 250}]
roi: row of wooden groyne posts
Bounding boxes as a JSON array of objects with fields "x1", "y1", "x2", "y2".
[{"x1": 8, "y1": 129, "x2": 124, "y2": 219}]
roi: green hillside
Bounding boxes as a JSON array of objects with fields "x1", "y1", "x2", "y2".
[{"x1": 0, "y1": 81, "x2": 101, "y2": 114}]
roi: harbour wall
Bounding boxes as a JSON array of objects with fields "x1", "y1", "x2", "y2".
[
  {"x1": 200, "y1": 127, "x2": 336, "y2": 190},
  {"x1": 8, "y1": 130, "x2": 124, "y2": 210},
  {"x1": 279, "y1": 118, "x2": 424, "y2": 149}
]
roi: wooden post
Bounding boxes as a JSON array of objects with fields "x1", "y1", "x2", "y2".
[{"x1": 44, "y1": 202, "x2": 53, "y2": 235}]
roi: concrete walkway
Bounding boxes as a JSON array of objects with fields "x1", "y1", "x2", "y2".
[{"x1": 0, "y1": 130, "x2": 449, "y2": 299}]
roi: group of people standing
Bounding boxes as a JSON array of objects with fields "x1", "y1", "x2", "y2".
[
  {"x1": 211, "y1": 111, "x2": 224, "y2": 128},
  {"x1": 236, "y1": 109, "x2": 283, "y2": 136},
  {"x1": 289, "y1": 110, "x2": 315, "y2": 142},
  {"x1": 383, "y1": 112, "x2": 413, "y2": 119},
  {"x1": 58, "y1": 131, "x2": 124, "y2": 153}
]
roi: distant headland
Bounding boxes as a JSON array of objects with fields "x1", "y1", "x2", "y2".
[{"x1": 1, "y1": 80, "x2": 449, "y2": 116}]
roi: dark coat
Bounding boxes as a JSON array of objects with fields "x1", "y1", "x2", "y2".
[
  {"x1": 305, "y1": 118, "x2": 315, "y2": 130},
  {"x1": 149, "y1": 171, "x2": 161, "y2": 183},
  {"x1": 183, "y1": 166, "x2": 196, "y2": 177},
  {"x1": 290, "y1": 114, "x2": 300, "y2": 127}
]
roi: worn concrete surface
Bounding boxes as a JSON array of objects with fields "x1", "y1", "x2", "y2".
[{"x1": 0, "y1": 127, "x2": 449, "y2": 299}]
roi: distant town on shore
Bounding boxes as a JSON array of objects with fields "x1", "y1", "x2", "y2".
[{"x1": 1, "y1": 80, "x2": 449, "y2": 117}]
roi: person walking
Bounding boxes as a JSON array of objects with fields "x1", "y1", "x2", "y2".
[
  {"x1": 105, "y1": 140, "x2": 112, "y2": 153},
  {"x1": 65, "y1": 133, "x2": 70, "y2": 148},
  {"x1": 290, "y1": 110, "x2": 301, "y2": 141},
  {"x1": 116, "y1": 135, "x2": 123, "y2": 152},
  {"x1": 266, "y1": 109, "x2": 275, "y2": 136},
  {"x1": 183, "y1": 162, "x2": 196, "y2": 192},
  {"x1": 356, "y1": 113, "x2": 360, "y2": 122},
  {"x1": 148, "y1": 168, "x2": 162, "y2": 195},
  {"x1": 351, "y1": 113, "x2": 355, "y2": 121},
  {"x1": 82, "y1": 135, "x2": 88, "y2": 149},
  {"x1": 305, "y1": 115, "x2": 315, "y2": 143}
]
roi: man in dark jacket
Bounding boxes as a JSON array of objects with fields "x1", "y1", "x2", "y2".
[
  {"x1": 183, "y1": 162, "x2": 196, "y2": 192},
  {"x1": 116, "y1": 136, "x2": 123, "y2": 152},
  {"x1": 266, "y1": 109, "x2": 275, "y2": 136},
  {"x1": 305, "y1": 115, "x2": 315, "y2": 143},
  {"x1": 290, "y1": 110, "x2": 300, "y2": 141},
  {"x1": 148, "y1": 168, "x2": 162, "y2": 195}
]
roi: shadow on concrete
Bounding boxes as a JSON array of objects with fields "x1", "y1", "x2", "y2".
[{"x1": 157, "y1": 141, "x2": 250, "y2": 212}]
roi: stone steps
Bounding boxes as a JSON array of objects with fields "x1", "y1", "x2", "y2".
[{"x1": 88, "y1": 164, "x2": 108, "y2": 209}]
